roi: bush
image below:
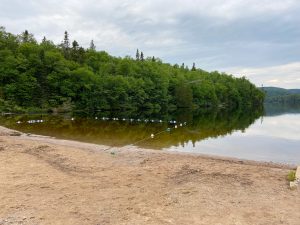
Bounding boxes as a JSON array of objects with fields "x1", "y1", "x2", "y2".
[{"x1": 287, "y1": 170, "x2": 296, "y2": 182}]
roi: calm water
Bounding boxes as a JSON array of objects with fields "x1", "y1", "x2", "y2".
[{"x1": 1, "y1": 105, "x2": 299, "y2": 165}]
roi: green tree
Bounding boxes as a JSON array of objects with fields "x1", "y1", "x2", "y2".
[
  {"x1": 89, "y1": 40, "x2": 96, "y2": 51},
  {"x1": 136, "y1": 49, "x2": 140, "y2": 61}
]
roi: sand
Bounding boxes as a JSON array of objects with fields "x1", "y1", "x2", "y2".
[{"x1": 0, "y1": 126, "x2": 299, "y2": 225}]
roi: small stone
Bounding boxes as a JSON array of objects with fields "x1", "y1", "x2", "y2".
[{"x1": 290, "y1": 181, "x2": 298, "y2": 189}]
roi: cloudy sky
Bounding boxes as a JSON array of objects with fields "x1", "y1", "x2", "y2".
[{"x1": 1, "y1": 0, "x2": 299, "y2": 88}]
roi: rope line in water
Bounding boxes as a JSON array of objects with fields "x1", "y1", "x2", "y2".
[
  {"x1": 110, "y1": 124, "x2": 186, "y2": 153},
  {"x1": 130, "y1": 129, "x2": 169, "y2": 146}
]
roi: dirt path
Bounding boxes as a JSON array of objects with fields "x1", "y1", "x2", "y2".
[{"x1": 0, "y1": 126, "x2": 299, "y2": 225}]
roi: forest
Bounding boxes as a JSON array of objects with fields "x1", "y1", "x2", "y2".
[
  {"x1": 262, "y1": 87, "x2": 300, "y2": 105},
  {"x1": 0, "y1": 27, "x2": 265, "y2": 113}
]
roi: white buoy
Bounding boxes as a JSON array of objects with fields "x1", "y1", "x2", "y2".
[
  {"x1": 180, "y1": 123, "x2": 183, "y2": 127},
  {"x1": 175, "y1": 125, "x2": 178, "y2": 129},
  {"x1": 151, "y1": 134, "x2": 154, "y2": 138},
  {"x1": 159, "y1": 120, "x2": 162, "y2": 123},
  {"x1": 71, "y1": 118, "x2": 74, "y2": 121},
  {"x1": 16, "y1": 121, "x2": 21, "y2": 124}
]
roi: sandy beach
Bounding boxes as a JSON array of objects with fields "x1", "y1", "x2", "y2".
[{"x1": 0, "y1": 126, "x2": 299, "y2": 225}]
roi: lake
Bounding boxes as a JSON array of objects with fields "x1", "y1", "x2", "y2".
[{"x1": 1, "y1": 105, "x2": 299, "y2": 165}]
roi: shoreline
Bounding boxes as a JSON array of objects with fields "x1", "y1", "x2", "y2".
[
  {"x1": 0, "y1": 125, "x2": 299, "y2": 225},
  {"x1": 0, "y1": 125, "x2": 296, "y2": 169}
]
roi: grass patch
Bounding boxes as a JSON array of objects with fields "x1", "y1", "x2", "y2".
[{"x1": 287, "y1": 170, "x2": 296, "y2": 182}]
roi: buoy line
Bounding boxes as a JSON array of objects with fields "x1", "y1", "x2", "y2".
[{"x1": 106, "y1": 123, "x2": 187, "y2": 153}]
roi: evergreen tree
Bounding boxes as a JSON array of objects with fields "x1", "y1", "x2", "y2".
[
  {"x1": 72, "y1": 40, "x2": 79, "y2": 50},
  {"x1": 19, "y1": 30, "x2": 36, "y2": 43},
  {"x1": 42, "y1": 36, "x2": 47, "y2": 44},
  {"x1": 23, "y1": 30, "x2": 29, "y2": 42},
  {"x1": 141, "y1": 52, "x2": 144, "y2": 61},
  {"x1": 89, "y1": 40, "x2": 96, "y2": 51},
  {"x1": 152, "y1": 56, "x2": 155, "y2": 62},
  {"x1": 63, "y1": 31, "x2": 70, "y2": 49},
  {"x1": 136, "y1": 49, "x2": 140, "y2": 61},
  {"x1": 62, "y1": 31, "x2": 70, "y2": 59},
  {"x1": 181, "y1": 63, "x2": 185, "y2": 69},
  {"x1": 192, "y1": 62, "x2": 196, "y2": 71}
]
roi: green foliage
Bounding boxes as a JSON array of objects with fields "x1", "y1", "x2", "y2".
[
  {"x1": 262, "y1": 87, "x2": 300, "y2": 105},
  {"x1": 287, "y1": 170, "x2": 296, "y2": 182},
  {"x1": 0, "y1": 27, "x2": 264, "y2": 113}
]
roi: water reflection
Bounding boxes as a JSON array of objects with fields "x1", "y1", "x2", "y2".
[
  {"x1": 168, "y1": 105, "x2": 300, "y2": 165},
  {"x1": 264, "y1": 103, "x2": 300, "y2": 116},
  {"x1": 1, "y1": 106, "x2": 299, "y2": 164},
  {"x1": 0, "y1": 108, "x2": 262, "y2": 150}
]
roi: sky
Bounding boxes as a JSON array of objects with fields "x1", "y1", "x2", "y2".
[{"x1": 1, "y1": 0, "x2": 299, "y2": 88}]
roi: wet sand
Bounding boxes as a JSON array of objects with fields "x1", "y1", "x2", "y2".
[{"x1": 0, "y1": 126, "x2": 299, "y2": 225}]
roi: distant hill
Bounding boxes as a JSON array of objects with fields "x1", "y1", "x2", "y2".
[
  {"x1": 261, "y1": 87, "x2": 300, "y2": 104},
  {"x1": 289, "y1": 89, "x2": 300, "y2": 94}
]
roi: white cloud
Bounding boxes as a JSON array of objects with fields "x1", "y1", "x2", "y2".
[{"x1": 226, "y1": 62, "x2": 300, "y2": 88}]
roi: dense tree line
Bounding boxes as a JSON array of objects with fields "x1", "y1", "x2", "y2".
[
  {"x1": 0, "y1": 27, "x2": 264, "y2": 113},
  {"x1": 262, "y1": 87, "x2": 300, "y2": 105}
]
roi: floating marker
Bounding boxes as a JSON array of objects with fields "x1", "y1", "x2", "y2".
[
  {"x1": 151, "y1": 134, "x2": 154, "y2": 138},
  {"x1": 95, "y1": 117, "x2": 98, "y2": 120},
  {"x1": 71, "y1": 118, "x2": 74, "y2": 121},
  {"x1": 175, "y1": 125, "x2": 178, "y2": 129},
  {"x1": 16, "y1": 121, "x2": 21, "y2": 124},
  {"x1": 159, "y1": 120, "x2": 162, "y2": 123},
  {"x1": 180, "y1": 123, "x2": 183, "y2": 127}
]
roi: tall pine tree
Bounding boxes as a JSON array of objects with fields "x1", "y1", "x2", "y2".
[
  {"x1": 62, "y1": 31, "x2": 70, "y2": 59},
  {"x1": 89, "y1": 40, "x2": 96, "y2": 51},
  {"x1": 136, "y1": 49, "x2": 140, "y2": 61},
  {"x1": 192, "y1": 62, "x2": 196, "y2": 71}
]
